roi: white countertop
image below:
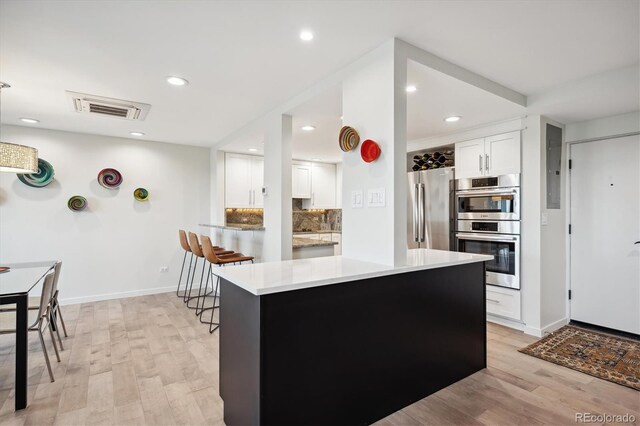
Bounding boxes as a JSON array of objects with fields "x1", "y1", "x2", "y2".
[
  {"x1": 200, "y1": 223, "x2": 265, "y2": 231},
  {"x1": 215, "y1": 249, "x2": 493, "y2": 296}
]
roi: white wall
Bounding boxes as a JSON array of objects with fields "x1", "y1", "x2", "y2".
[
  {"x1": 341, "y1": 41, "x2": 407, "y2": 266},
  {"x1": 0, "y1": 125, "x2": 210, "y2": 304},
  {"x1": 565, "y1": 110, "x2": 640, "y2": 141}
]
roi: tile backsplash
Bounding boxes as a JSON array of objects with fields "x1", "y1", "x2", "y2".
[
  {"x1": 225, "y1": 201, "x2": 342, "y2": 232},
  {"x1": 225, "y1": 209, "x2": 263, "y2": 226},
  {"x1": 292, "y1": 199, "x2": 341, "y2": 232}
]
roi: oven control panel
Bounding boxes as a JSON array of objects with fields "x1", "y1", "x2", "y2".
[
  {"x1": 472, "y1": 221, "x2": 498, "y2": 232},
  {"x1": 471, "y1": 177, "x2": 498, "y2": 188},
  {"x1": 457, "y1": 220, "x2": 520, "y2": 235}
]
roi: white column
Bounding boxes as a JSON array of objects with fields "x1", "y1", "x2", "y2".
[
  {"x1": 209, "y1": 148, "x2": 225, "y2": 226},
  {"x1": 341, "y1": 41, "x2": 407, "y2": 266},
  {"x1": 263, "y1": 114, "x2": 293, "y2": 262}
]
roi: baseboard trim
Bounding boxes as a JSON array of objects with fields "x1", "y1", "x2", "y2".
[
  {"x1": 487, "y1": 314, "x2": 525, "y2": 332},
  {"x1": 541, "y1": 317, "x2": 569, "y2": 335},
  {"x1": 59, "y1": 286, "x2": 176, "y2": 305}
]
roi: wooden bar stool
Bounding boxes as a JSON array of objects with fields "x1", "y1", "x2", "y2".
[
  {"x1": 199, "y1": 235, "x2": 254, "y2": 333},
  {"x1": 185, "y1": 232, "x2": 233, "y2": 310}
]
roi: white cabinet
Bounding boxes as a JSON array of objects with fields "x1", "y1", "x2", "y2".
[
  {"x1": 486, "y1": 286, "x2": 521, "y2": 321},
  {"x1": 331, "y1": 233, "x2": 341, "y2": 255},
  {"x1": 225, "y1": 153, "x2": 263, "y2": 208},
  {"x1": 304, "y1": 162, "x2": 337, "y2": 209},
  {"x1": 292, "y1": 162, "x2": 312, "y2": 199},
  {"x1": 454, "y1": 138, "x2": 485, "y2": 179},
  {"x1": 251, "y1": 157, "x2": 264, "y2": 207},
  {"x1": 484, "y1": 132, "x2": 521, "y2": 176},
  {"x1": 455, "y1": 131, "x2": 521, "y2": 179}
]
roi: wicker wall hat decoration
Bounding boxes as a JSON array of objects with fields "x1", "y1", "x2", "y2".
[
  {"x1": 67, "y1": 195, "x2": 87, "y2": 212},
  {"x1": 338, "y1": 126, "x2": 360, "y2": 152},
  {"x1": 17, "y1": 158, "x2": 55, "y2": 187},
  {"x1": 133, "y1": 188, "x2": 149, "y2": 201},
  {"x1": 97, "y1": 168, "x2": 123, "y2": 189}
]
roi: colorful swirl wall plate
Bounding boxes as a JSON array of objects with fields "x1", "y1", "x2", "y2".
[
  {"x1": 97, "y1": 168, "x2": 123, "y2": 189},
  {"x1": 133, "y1": 187, "x2": 149, "y2": 201},
  {"x1": 361, "y1": 139, "x2": 381, "y2": 163},
  {"x1": 338, "y1": 126, "x2": 360, "y2": 152},
  {"x1": 67, "y1": 195, "x2": 87, "y2": 212},
  {"x1": 17, "y1": 158, "x2": 55, "y2": 188}
]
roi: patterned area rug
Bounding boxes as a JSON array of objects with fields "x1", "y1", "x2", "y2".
[{"x1": 519, "y1": 325, "x2": 640, "y2": 391}]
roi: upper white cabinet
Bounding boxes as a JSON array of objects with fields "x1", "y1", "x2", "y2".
[
  {"x1": 484, "y1": 132, "x2": 521, "y2": 176},
  {"x1": 455, "y1": 131, "x2": 521, "y2": 179},
  {"x1": 454, "y1": 138, "x2": 485, "y2": 179},
  {"x1": 225, "y1": 153, "x2": 263, "y2": 208},
  {"x1": 303, "y1": 162, "x2": 337, "y2": 209},
  {"x1": 292, "y1": 162, "x2": 312, "y2": 199}
]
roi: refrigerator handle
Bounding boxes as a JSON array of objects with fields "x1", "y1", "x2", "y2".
[
  {"x1": 413, "y1": 184, "x2": 419, "y2": 242},
  {"x1": 419, "y1": 183, "x2": 425, "y2": 242}
]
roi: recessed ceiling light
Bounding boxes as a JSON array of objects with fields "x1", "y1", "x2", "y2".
[
  {"x1": 166, "y1": 76, "x2": 189, "y2": 86},
  {"x1": 301, "y1": 125, "x2": 316, "y2": 131},
  {"x1": 444, "y1": 116, "x2": 461, "y2": 123},
  {"x1": 406, "y1": 85, "x2": 417, "y2": 93},
  {"x1": 340, "y1": 116, "x2": 343, "y2": 120},
  {"x1": 299, "y1": 30, "x2": 314, "y2": 41},
  {"x1": 130, "y1": 131, "x2": 145, "y2": 136},
  {"x1": 312, "y1": 158, "x2": 321, "y2": 161},
  {"x1": 20, "y1": 118, "x2": 39, "y2": 124},
  {"x1": 248, "y1": 148, "x2": 258, "y2": 152}
]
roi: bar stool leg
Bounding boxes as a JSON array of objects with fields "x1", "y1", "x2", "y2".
[
  {"x1": 208, "y1": 273, "x2": 220, "y2": 333},
  {"x1": 196, "y1": 262, "x2": 212, "y2": 316},
  {"x1": 181, "y1": 253, "x2": 194, "y2": 302},
  {"x1": 198, "y1": 267, "x2": 219, "y2": 324},
  {"x1": 176, "y1": 250, "x2": 188, "y2": 297},
  {"x1": 184, "y1": 257, "x2": 198, "y2": 304},
  {"x1": 187, "y1": 258, "x2": 206, "y2": 310}
]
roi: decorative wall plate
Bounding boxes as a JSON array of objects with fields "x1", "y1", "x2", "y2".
[
  {"x1": 133, "y1": 187, "x2": 149, "y2": 201},
  {"x1": 361, "y1": 139, "x2": 381, "y2": 163},
  {"x1": 67, "y1": 195, "x2": 87, "y2": 212},
  {"x1": 339, "y1": 126, "x2": 360, "y2": 152},
  {"x1": 97, "y1": 168, "x2": 123, "y2": 189},
  {"x1": 17, "y1": 158, "x2": 55, "y2": 187}
]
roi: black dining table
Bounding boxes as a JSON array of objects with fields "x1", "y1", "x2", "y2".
[{"x1": 0, "y1": 261, "x2": 56, "y2": 410}]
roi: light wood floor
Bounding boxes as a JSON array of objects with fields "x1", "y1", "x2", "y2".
[{"x1": 0, "y1": 293, "x2": 637, "y2": 426}]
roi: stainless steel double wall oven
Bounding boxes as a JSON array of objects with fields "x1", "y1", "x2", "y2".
[{"x1": 455, "y1": 174, "x2": 521, "y2": 290}]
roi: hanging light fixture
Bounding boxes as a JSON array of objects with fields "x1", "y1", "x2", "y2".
[{"x1": 0, "y1": 82, "x2": 38, "y2": 173}]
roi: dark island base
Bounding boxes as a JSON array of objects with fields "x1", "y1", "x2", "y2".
[{"x1": 220, "y1": 262, "x2": 486, "y2": 425}]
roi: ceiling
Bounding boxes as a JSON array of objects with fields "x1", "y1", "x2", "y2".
[
  {"x1": 224, "y1": 62, "x2": 528, "y2": 163},
  {"x1": 0, "y1": 0, "x2": 638, "y2": 147}
]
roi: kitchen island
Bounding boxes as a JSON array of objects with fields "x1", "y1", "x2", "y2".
[{"x1": 216, "y1": 249, "x2": 492, "y2": 425}]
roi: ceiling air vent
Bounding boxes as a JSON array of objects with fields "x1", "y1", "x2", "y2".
[{"x1": 66, "y1": 91, "x2": 151, "y2": 121}]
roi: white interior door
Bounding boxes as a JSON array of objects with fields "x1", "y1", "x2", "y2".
[{"x1": 570, "y1": 135, "x2": 640, "y2": 334}]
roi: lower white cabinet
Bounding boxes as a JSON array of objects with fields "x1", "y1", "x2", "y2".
[
  {"x1": 486, "y1": 286, "x2": 521, "y2": 321},
  {"x1": 331, "y1": 233, "x2": 341, "y2": 255}
]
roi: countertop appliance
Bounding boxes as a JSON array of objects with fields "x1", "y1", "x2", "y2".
[
  {"x1": 456, "y1": 220, "x2": 520, "y2": 289},
  {"x1": 455, "y1": 174, "x2": 520, "y2": 221},
  {"x1": 407, "y1": 168, "x2": 455, "y2": 250}
]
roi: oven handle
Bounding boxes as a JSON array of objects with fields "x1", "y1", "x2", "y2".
[
  {"x1": 413, "y1": 184, "x2": 419, "y2": 242},
  {"x1": 456, "y1": 233, "x2": 519, "y2": 242},
  {"x1": 419, "y1": 183, "x2": 425, "y2": 242},
  {"x1": 456, "y1": 188, "x2": 519, "y2": 196}
]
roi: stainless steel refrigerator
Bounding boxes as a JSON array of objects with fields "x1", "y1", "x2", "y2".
[{"x1": 407, "y1": 168, "x2": 455, "y2": 250}]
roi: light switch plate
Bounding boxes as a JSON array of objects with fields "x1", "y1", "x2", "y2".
[
  {"x1": 367, "y1": 188, "x2": 386, "y2": 208},
  {"x1": 351, "y1": 190, "x2": 364, "y2": 209},
  {"x1": 541, "y1": 212, "x2": 548, "y2": 226}
]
